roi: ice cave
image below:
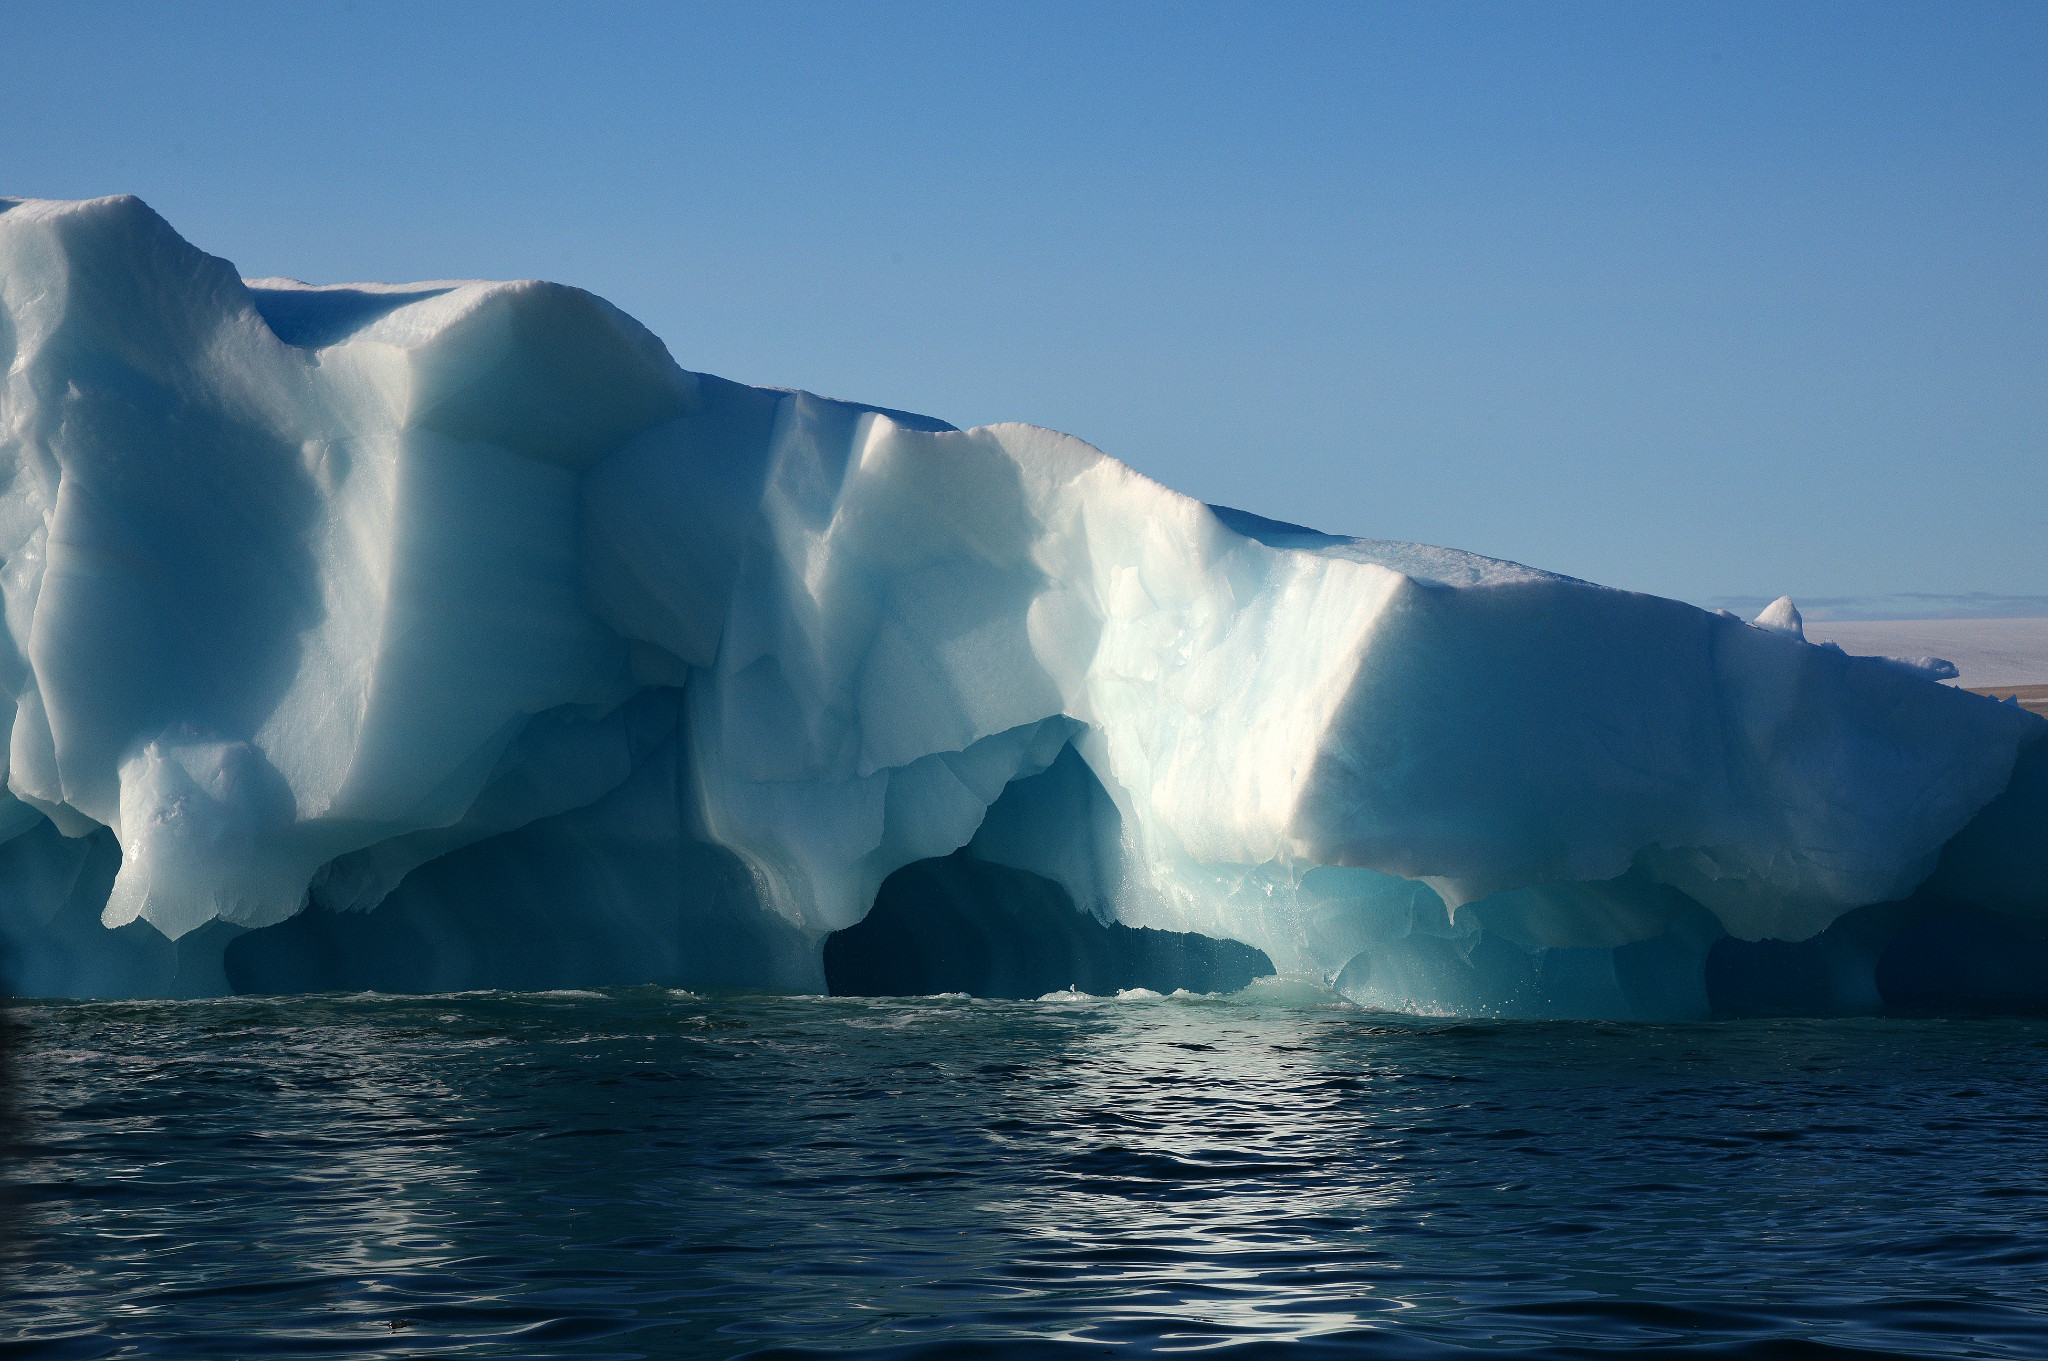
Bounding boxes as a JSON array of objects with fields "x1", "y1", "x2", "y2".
[{"x1": 0, "y1": 193, "x2": 2042, "y2": 1016}]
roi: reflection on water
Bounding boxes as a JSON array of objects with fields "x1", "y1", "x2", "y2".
[
  {"x1": 4, "y1": 987, "x2": 2048, "y2": 1357},
  {"x1": 0, "y1": 982, "x2": 21, "y2": 1256}
]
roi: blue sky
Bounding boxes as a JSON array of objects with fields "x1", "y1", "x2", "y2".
[{"x1": 6, "y1": 1, "x2": 2043, "y2": 616}]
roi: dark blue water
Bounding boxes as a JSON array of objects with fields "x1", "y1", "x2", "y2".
[{"x1": 5, "y1": 984, "x2": 2048, "y2": 1359}]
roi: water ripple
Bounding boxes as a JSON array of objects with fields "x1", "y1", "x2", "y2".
[{"x1": 2, "y1": 992, "x2": 2046, "y2": 1357}]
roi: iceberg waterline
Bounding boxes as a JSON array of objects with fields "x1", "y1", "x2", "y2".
[{"x1": 0, "y1": 194, "x2": 2041, "y2": 1014}]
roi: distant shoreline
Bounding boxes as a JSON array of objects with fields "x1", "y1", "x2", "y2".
[{"x1": 1965, "y1": 683, "x2": 2048, "y2": 716}]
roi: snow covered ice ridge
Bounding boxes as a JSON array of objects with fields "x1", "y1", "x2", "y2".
[{"x1": 0, "y1": 194, "x2": 2043, "y2": 1015}]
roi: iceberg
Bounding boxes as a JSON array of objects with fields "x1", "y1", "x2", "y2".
[{"x1": 0, "y1": 194, "x2": 2042, "y2": 1014}]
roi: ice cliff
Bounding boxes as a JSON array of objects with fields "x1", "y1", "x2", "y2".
[{"x1": 0, "y1": 195, "x2": 2042, "y2": 1015}]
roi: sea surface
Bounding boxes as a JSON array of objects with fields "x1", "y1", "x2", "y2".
[{"x1": 4, "y1": 984, "x2": 2048, "y2": 1359}]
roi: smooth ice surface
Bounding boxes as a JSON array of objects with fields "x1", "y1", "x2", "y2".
[{"x1": 1, "y1": 195, "x2": 2044, "y2": 1015}]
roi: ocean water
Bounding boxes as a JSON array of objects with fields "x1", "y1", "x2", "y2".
[{"x1": 4, "y1": 985, "x2": 2048, "y2": 1359}]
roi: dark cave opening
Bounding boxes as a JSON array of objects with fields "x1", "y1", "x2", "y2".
[{"x1": 824, "y1": 850, "x2": 1273, "y2": 999}]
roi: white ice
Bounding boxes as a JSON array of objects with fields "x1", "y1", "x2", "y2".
[{"x1": 1752, "y1": 595, "x2": 1805, "y2": 638}]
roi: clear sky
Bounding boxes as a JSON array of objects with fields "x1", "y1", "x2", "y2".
[{"x1": 6, "y1": 1, "x2": 2043, "y2": 617}]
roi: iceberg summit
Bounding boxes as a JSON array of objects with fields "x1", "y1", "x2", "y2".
[{"x1": 0, "y1": 194, "x2": 2042, "y2": 1015}]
